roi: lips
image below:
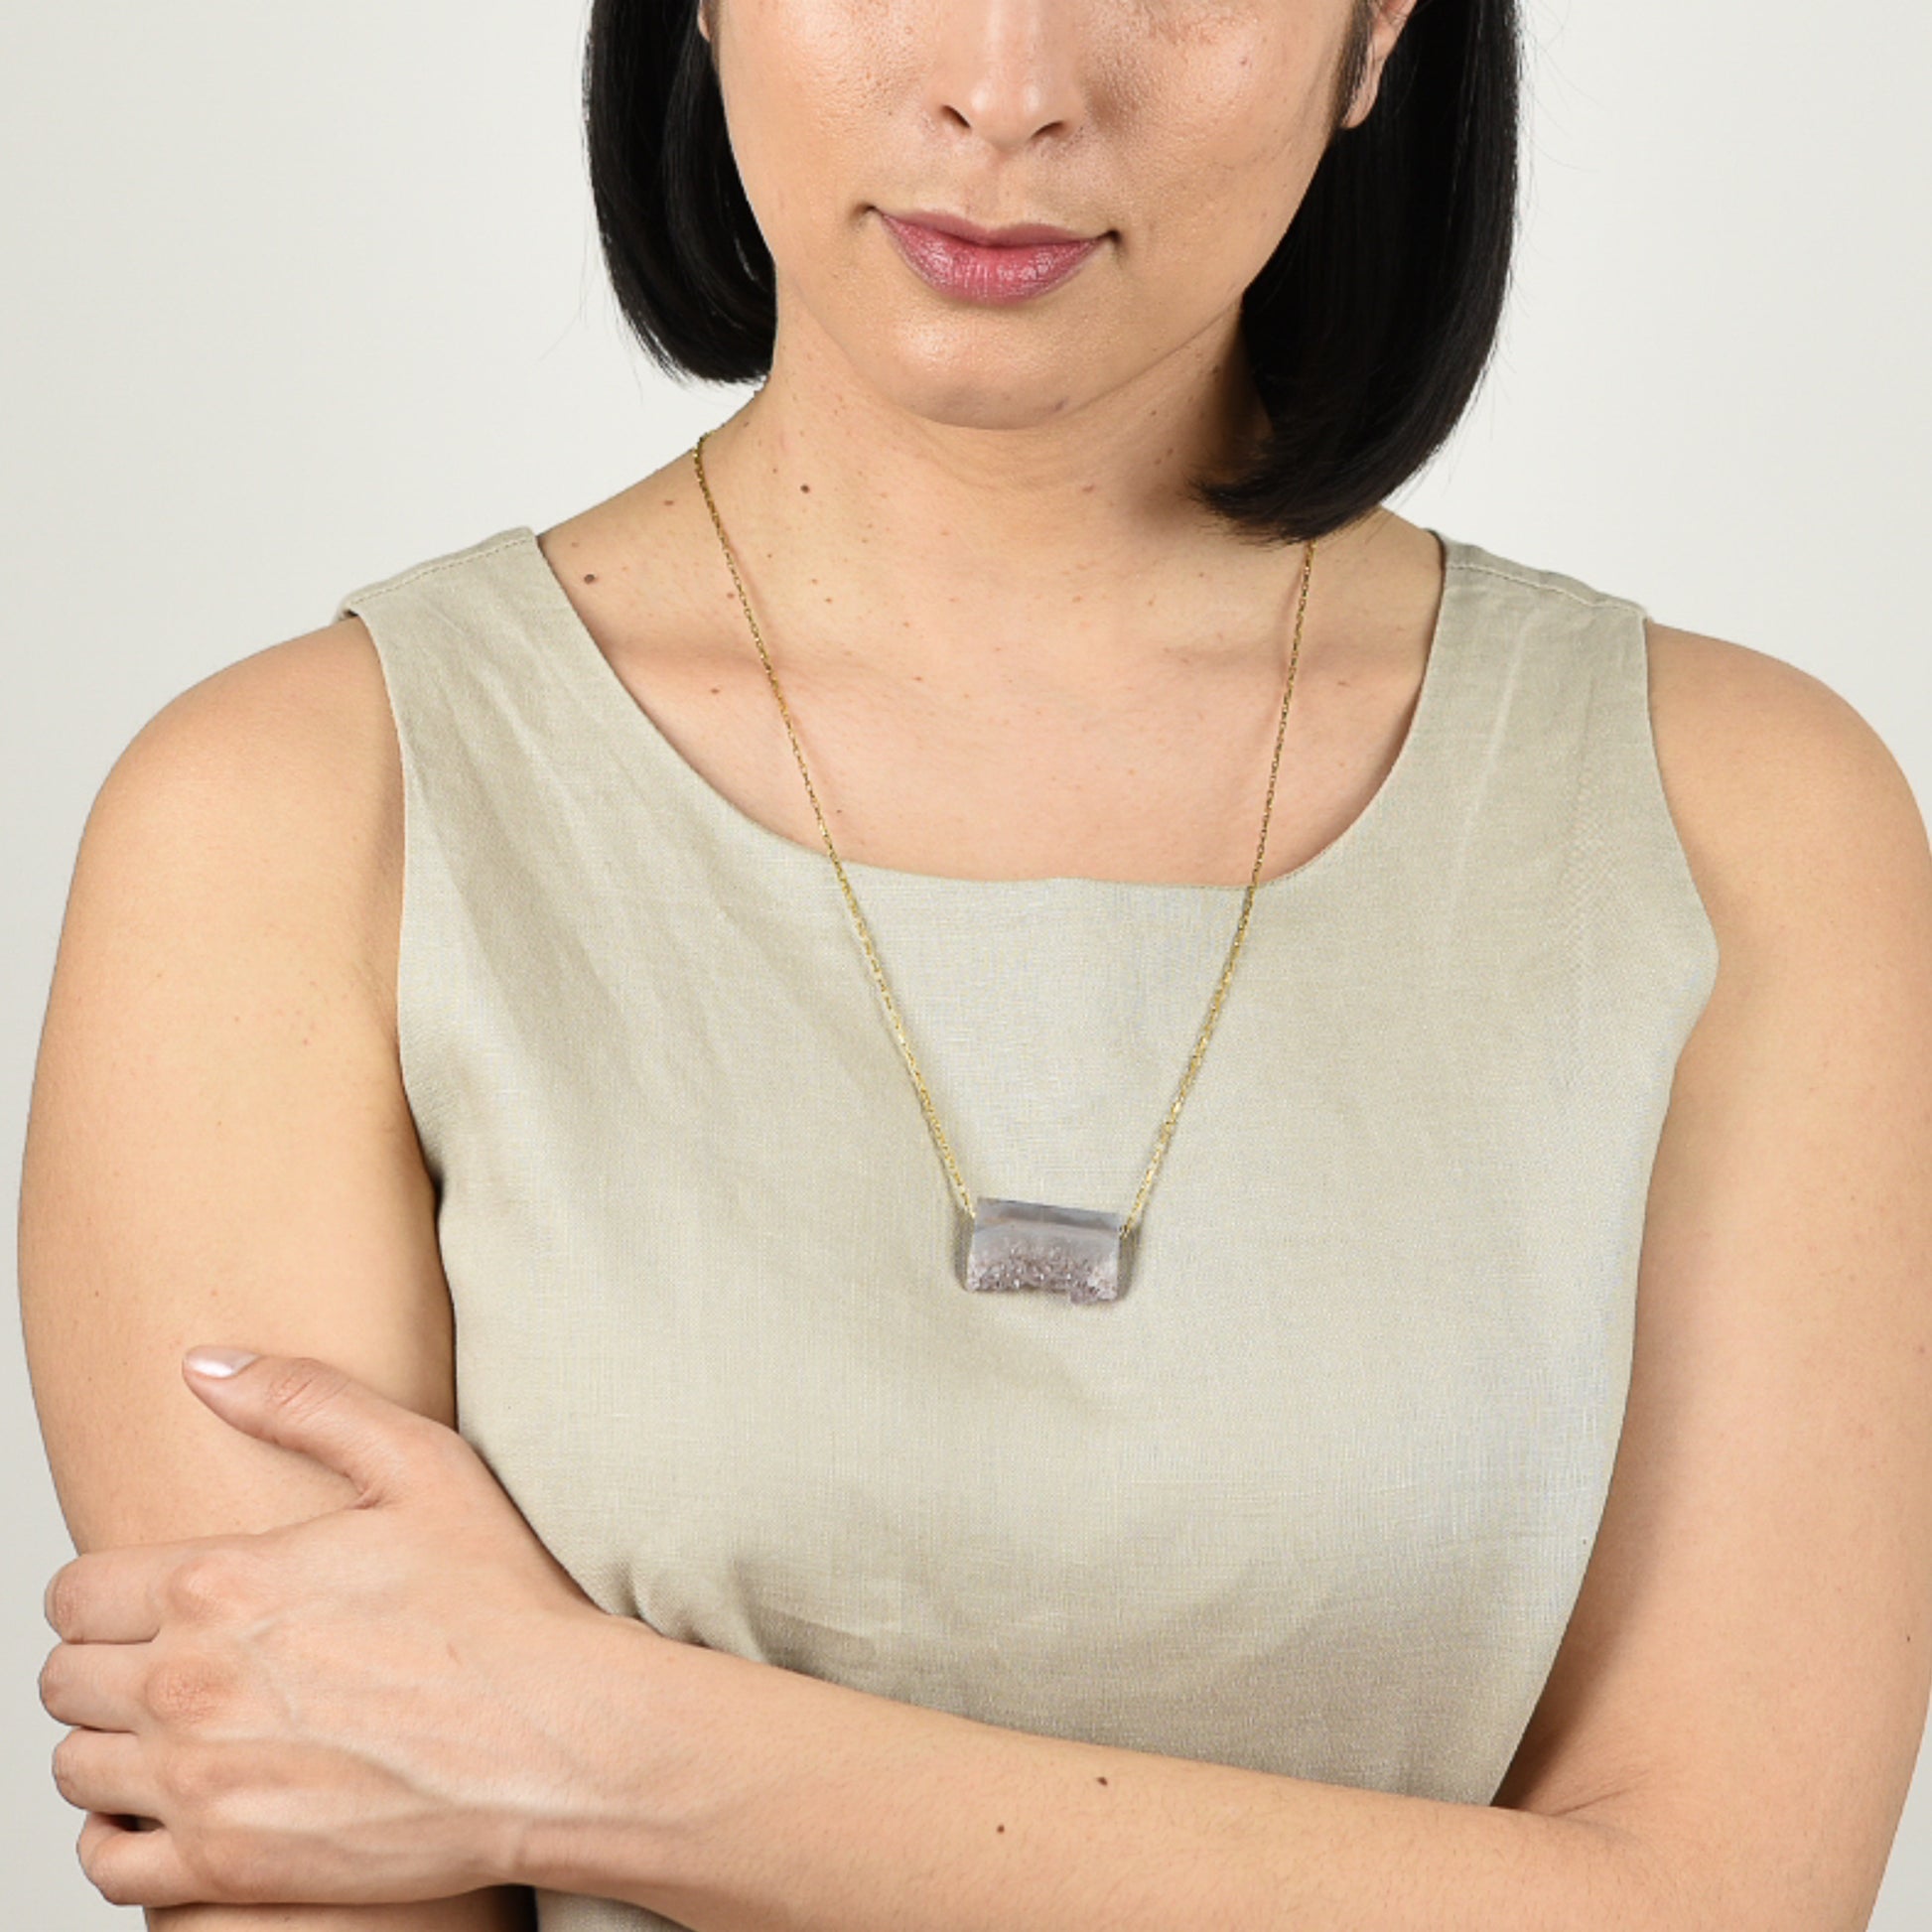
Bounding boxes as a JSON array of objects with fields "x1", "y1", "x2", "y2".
[
  {"x1": 877, "y1": 209, "x2": 1105, "y2": 306},
  {"x1": 888, "y1": 207, "x2": 1099, "y2": 247}
]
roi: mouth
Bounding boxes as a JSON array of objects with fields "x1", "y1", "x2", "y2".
[{"x1": 875, "y1": 207, "x2": 1108, "y2": 306}]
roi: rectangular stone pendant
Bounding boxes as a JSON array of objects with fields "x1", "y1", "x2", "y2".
[{"x1": 964, "y1": 1197, "x2": 1127, "y2": 1305}]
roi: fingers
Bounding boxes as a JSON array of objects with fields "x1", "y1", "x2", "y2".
[
  {"x1": 43, "y1": 1541, "x2": 191, "y2": 1643},
  {"x1": 39, "y1": 1636, "x2": 153, "y2": 1732},
  {"x1": 53, "y1": 1729, "x2": 157, "y2": 1829},
  {"x1": 181, "y1": 1350, "x2": 455, "y2": 1505},
  {"x1": 76, "y1": 1809, "x2": 207, "y2": 1912}
]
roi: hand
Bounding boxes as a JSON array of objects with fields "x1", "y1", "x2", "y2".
[{"x1": 38, "y1": 1348, "x2": 656, "y2": 1911}]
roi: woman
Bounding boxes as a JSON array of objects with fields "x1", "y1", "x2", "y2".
[{"x1": 22, "y1": 0, "x2": 1932, "y2": 1925}]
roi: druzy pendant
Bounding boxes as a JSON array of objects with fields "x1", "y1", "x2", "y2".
[{"x1": 964, "y1": 1197, "x2": 1127, "y2": 1304}]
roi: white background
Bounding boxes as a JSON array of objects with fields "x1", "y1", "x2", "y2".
[{"x1": 4, "y1": 0, "x2": 1927, "y2": 1920}]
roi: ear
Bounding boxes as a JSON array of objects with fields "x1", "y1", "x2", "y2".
[{"x1": 1338, "y1": 0, "x2": 1425, "y2": 133}]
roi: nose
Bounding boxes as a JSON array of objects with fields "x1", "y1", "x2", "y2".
[{"x1": 926, "y1": 0, "x2": 1090, "y2": 152}]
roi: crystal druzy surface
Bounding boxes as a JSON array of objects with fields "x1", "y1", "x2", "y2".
[{"x1": 964, "y1": 1197, "x2": 1127, "y2": 1304}]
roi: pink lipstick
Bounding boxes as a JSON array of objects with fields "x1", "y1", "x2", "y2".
[{"x1": 877, "y1": 208, "x2": 1105, "y2": 306}]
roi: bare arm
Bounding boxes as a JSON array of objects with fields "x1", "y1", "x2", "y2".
[
  {"x1": 501, "y1": 627, "x2": 1932, "y2": 1932},
  {"x1": 20, "y1": 620, "x2": 536, "y2": 1932}
]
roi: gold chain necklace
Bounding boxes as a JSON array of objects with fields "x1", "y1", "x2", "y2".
[{"x1": 691, "y1": 429, "x2": 1315, "y2": 1304}]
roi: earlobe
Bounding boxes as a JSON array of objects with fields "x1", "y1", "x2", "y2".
[
  {"x1": 1349, "y1": 0, "x2": 1425, "y2": 124},
  {"x1": 1336, "y1": 0, "x2": 1407, "y2": 136},
  {"x1": 1342, "y1": 69, "x2": 1383, "y2": 133}
]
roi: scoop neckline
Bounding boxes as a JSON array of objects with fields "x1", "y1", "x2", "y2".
[{"x1": 509, "y1": 521, "x2": 1469, "y2": 902}]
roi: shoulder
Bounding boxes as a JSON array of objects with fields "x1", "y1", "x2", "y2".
[
  {"x1": 1642, "y1": 618, "x2": 1930, "y2": 948},
  {"x1": 83, "y1": 614, "x2": 402, "y2": 1035},
  {"x1": 108, "y1": 609, "x2": 397, "y2": 803},
  {"x1": 22, "y1": 618, "x2": 461, "y2": 1558},
  {"x1": 1488, "y1": 617, "x2": 1932, "y2": 1924}
]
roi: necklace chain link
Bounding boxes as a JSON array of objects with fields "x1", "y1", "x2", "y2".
[{"x1": 691, "y1": 428, "x2": 1315, "y2": 1239}]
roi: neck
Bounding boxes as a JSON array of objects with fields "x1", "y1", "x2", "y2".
[{"x1": 689, "y1": 307, "x2": 1385, "y2": 688}]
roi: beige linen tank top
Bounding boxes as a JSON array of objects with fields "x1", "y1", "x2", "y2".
[{"x1": 335, "y1": 525, "x2": 1717, "y2": 1930}]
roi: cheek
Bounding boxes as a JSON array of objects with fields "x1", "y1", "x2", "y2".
[
  {"x1": 1126, "y1": 75, "x2": 1323, "y2": 312},
  {"x1": 1095, "y1": 4, "x2": 1336, "y2": 299},
  {"x1": 717, "y1": 0, "x2": 897, "y2": 251}
]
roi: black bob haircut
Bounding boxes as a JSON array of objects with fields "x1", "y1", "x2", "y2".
[{"x1": 584, "y1": 0, "x2": 1520, "y2": 548}]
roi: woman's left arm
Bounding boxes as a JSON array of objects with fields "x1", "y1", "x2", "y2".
[
  {"x1": 42, "y1": 629, "x2": 1932, "y2": 1931},
  {"x1": 517, "y1": 629, "x2": 1932, "y2": 1932}
]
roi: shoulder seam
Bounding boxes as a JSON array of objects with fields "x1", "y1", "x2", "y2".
[
  {"x1": 339, "y1": 530, "x2": 530, "y2": 606},
  {"x1": 1449, "y1": 558, "x2": 1637, "y2": 614}
]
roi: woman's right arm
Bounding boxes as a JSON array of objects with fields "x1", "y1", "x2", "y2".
[{"x1": 21, "y1": 620, "x2": 537, "y2": 1932}]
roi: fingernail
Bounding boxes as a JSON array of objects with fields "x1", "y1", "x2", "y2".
[{"x1": 184, "y1": 1347, "x2": 258, "y2": 1378}]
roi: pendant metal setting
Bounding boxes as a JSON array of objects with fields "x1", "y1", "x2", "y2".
[{"x1": 964, "y1": 1196, "x2": 1128, "y2": 1304}]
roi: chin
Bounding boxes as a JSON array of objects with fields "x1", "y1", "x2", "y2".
[{"x1": 850, "y1": 330, "x2": 1108, "y2": 431}]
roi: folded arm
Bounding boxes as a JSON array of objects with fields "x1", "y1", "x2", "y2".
[
  {"x1": 513, "y1": 625, "x2": 1932, "y2": 1932},
  {"x1": 21, "y1": 619, "x2": 536, "y2": 1932}
]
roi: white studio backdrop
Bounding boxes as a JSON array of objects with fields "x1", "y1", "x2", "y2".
[{"x1": 4, "y1": 0, "x2": 1927, "y2": 1921}]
